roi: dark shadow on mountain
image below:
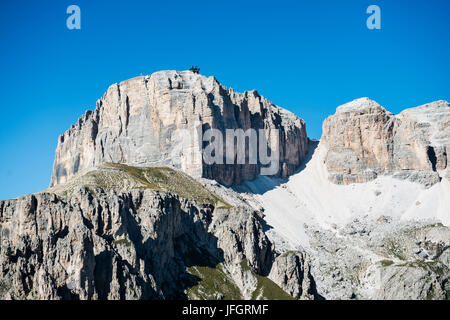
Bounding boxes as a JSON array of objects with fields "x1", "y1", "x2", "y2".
[
  {"x1": 309, "y1": 277, "x2": 326, "y2": 300},
  {"x1": 261, "y1": 218, "x2": 274, "y2": 233},
  {"x1": 91, "y1": 194, "x2": 226, "y2": 300},
  {"x1": 94, "y1": 250, "x2": 114, "y2": 299},
  {"x1": 232, "y1": 139, "x2": 319, "y2": 195},
  {"x1": 56, "y1": 284, "x2": 80, "y2": 300}
]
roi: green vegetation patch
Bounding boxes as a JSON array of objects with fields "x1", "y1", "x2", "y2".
[
  {"x1": 104, "y1": 163, "x2": 231, "y2": 207},
  {"x1": 251, "y1": 274, "x2": 294, "y2": 300},
  {"x1": 379, "y1": 259, "x2": 394, "y2": 267},
  {"x1": 113, "y1": 238, "x2": 132, "y2": 247},
  {"x1": 49, "y1": 163, "x2": 232, "y2": 207},
  {"x1": 186, "y1": 264, "x2": 242, "y2": 300},
  {"x1": 186, "y1": 259, "x2": 294, "y2": 301},
  {"x1": 241, "y1": 259, "x2": 294, "y2": 300}
]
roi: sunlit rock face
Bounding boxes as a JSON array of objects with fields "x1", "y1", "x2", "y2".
[
  {"x1": 321, "y1": 98, "x2": 450, "y2": 187},
  {"x1": 50, "y1": 70, "x2": 308, "y2": 187}
]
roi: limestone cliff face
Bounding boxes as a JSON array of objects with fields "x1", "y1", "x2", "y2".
[
  {"x1": 1, "y1": 164, "x2": 313, "y2": 300},
  {"x1": 321, "y1": 98, "x2": 450, "y2": 186},
  {"x1": 268, "y1": 251, "x2": 317, "y2": 300},
  {"x1": 0, "y1": 180, "x2": 274, "y2": 299},
  {"x1": 50, "y1": 70, "x2": 308, "y2": 187}
]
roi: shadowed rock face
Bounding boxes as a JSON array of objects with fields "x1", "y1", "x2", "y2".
[
  {"x1": 321, "y1": 98, "x2": 450, "y2": 187},
  {"x1": 0, "y1": 180, "x2": 275, "y2": 299},
  {"x1": 50, "y1": 70, "x2": 308, "y2": 187},
  {"x1": 0, "y1": 163, "x2": 323, "y2": 300}
]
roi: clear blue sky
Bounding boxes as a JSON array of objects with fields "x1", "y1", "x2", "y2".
[{"x1": 0, "y1": 0, "x2": 449, "y2": 200}]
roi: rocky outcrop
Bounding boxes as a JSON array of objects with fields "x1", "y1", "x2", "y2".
[
  {"x1": 322, "y1": 98, "x2": 449, "y2": 186},
  {"x1": 50, "y1": 70, "x2": 308, "y2": 187},
  {"x1": 305, "y1": 217, "x2": 449, "y2": 300},
  {"x1": 0, "y1": 167, "x2": 276, "y2": 300},
  {"x1": 268, "y1": 251, "x2": 317, "y2": 300}
]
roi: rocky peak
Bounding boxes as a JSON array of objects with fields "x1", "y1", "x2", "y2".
[
  {"x1": 50, "y1": 70, "x2": 308, "y2": 187},
  {"x1": 322, "y1": 98, "x2": 449, "y2": 186},
  {"x1": 149, "y1": 70, "x2": 218, "y2": 92},
  {"x1": 335, "y1": 97, "x2": 390, "y2": 115},
  {"x1": 399, "y1": 100, "x2": 450, "y2": 146}
]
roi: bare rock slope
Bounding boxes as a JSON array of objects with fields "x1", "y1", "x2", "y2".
[
  {"x1": 1, "y1": 165, "x2": 313, "y2": 300},
  {"x1": 51, "y1": 70, "x2": 308, "y2": 187},
  {"x1": 322, "y1": 98, "x2": 450, "y2": 186}
]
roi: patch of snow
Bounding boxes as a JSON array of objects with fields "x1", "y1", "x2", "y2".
[{"x1": 236, "y1": 144, "x2": 450, "y2": 251}]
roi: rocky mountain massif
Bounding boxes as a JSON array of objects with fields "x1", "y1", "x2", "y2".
[
  {"x1": 0, "y1": 71, "x2": 449, "y2": 300},
  {"x1": 0, "y1": 165, "x2": 301, "y2": 299},
  {"x1": 51, "y1": 71, "x2": 308, "y2": 187},
  {"x1": 322, "y1": 98, "x2": 450, "y2": 186}
]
